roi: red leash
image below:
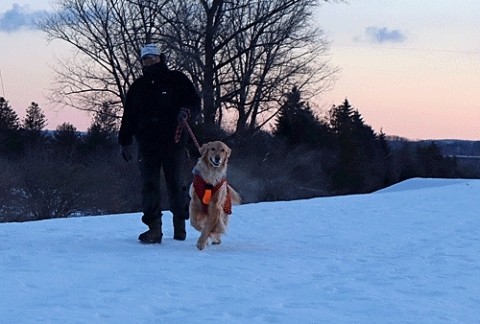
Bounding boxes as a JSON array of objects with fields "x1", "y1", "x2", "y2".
[
  {"x1": 183, "y1": 120, "x2": 201, "y2": 152},
  {"x1": 175, "y1": 119, "x2": 201, "y2": 153}
]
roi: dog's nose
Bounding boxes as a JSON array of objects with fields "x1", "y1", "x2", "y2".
[{"x1": 214, "y1": 155, "x2": 221, "y2": 163}]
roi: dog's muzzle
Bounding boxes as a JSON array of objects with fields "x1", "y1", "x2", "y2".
[{"x1": 209, "y1": 156, "x2": 222, "y2": 167}]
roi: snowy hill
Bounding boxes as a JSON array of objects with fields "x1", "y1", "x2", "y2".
[{"x1": 1, "y1": 178, "x2": 479, "y2": 323}]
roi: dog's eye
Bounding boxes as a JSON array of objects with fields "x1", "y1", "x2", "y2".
[{"x1": 210, "y1": 147, "x2": 215, "y2": 151}]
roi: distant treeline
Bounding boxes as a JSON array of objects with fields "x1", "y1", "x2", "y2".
[{"x1": 1, "y1": 93, "x2": 477, "y2": 222}]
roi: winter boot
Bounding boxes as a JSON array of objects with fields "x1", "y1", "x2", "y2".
[
  {"x1": 138, "y1": 218, "x2": 163, "y2": 244},
  {"x1": 173, "y1": 216, "x2": 186, "y2": 241}
]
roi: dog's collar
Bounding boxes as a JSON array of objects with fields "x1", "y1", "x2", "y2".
[
  {"x1": 192, "y1": 166, "x2": 226, "y2": 187},
  {"x1": 193, "y1": 174, "x2": 226, "y2": 194}
]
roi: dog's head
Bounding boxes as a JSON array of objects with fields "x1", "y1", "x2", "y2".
[{"x1": 200, "y1": 141, "x2": 231, "y2": 168}]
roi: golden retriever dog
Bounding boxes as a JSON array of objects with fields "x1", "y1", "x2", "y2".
[{"x1": 189, "y1": 141, "x2": 241, "y2": 250}]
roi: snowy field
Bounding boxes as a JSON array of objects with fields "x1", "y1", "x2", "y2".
[{"x1": 1, "y1": 178, "x2": 479, "y2": 323}]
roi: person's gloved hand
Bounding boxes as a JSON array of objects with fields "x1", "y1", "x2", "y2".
[
  {"x1": 121, "y1": 145, "x2": 133, "y2": 162},
  {"x1": 177, "y1": 108, "x2": 189, "y2": 123}
]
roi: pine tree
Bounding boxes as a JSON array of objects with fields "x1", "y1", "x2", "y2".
[
  {"x1": 377, "y1": 129, "x2": 391, "y2": 158},
  {"x1": 90, "y1": 102, "x2": 118, "y2": 136},
  {"x1": 275, "y1": 87, "x2": 303, "y2": 142},
  {"x1": 327, "y1": 99, "x2": 387, "y2": 193},
  {"x1": 21, "y1": 102, "x2": 48, "y2": 146},
  {"x1": 84, "y1": 102, "x2": 119, "y2": 150},
  {"x1": 23, "y1": 102, "x2": 47, "y2": 134},
  {"x1": 329, "y1": 99, "x2": 354, "y2": 136},
  {"x1": 0, "y1": 97, "x2": 20, "y2": 131},
  {"x1": 274, "y1": 87, "x2": 331, "y2": 147},
  {"x1": 0, "y1": 97, "x2": 23, "y2": 153}
]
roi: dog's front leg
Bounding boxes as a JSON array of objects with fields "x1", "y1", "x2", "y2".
[
  {"x1": 196, "y1": 230, "x2": 209, "y2": 250},
  {"x1": 196, "y1": 205, "x2": 222, "y2": 250},
  {"x1": 196, "y1": 216, "x2": 213, "y2": 250}
]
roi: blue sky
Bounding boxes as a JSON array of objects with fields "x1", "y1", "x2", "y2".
[{"x1": 1, "y1": 1, "x2": 479, "y2": 139}]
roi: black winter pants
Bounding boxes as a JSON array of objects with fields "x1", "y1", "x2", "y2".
[{"x1": 138, "y1": 144, "x2": 189, "y2": 229}]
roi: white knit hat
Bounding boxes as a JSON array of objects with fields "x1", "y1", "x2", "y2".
[{"x1": 140, "y1": 44, "x2": 161, "y2": 59}]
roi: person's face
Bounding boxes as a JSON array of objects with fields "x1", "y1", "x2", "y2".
[{"x1": 141, "y1": 55, "x2": 160, "y2": 67}]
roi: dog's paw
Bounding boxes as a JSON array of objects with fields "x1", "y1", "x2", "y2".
[
  {"x1": 210, "y1": 235, "x2": 222, "y2": 245},
  {"x1": 196, "y1": 240, "x2": 207, "y2": 250}
]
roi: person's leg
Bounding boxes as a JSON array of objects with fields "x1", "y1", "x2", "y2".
[
  {"x1": 138, "y1": 154, "x2": 163, "y2": 243},
  {"x1": 163, "y1": 146, "x2": 189, "y2": 240}
]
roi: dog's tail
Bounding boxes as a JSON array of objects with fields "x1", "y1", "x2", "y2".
[{"x1": 228, "y1": 185, "x2": 241, "y2": 205}]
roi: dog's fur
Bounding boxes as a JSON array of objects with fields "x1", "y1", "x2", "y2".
[{"x1": 189, "y1": 141, "x2": 241, "y2": 250}]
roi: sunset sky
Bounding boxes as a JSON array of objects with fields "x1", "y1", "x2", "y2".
[{"x1": 0, "y1": 1, "x2": 479, "y2": 140}]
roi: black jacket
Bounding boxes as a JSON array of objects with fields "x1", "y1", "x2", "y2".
[{"x1": 118, "y1": 62, "x2": 200, "y2": 150}]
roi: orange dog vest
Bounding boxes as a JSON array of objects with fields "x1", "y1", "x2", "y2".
[{"x1": 192, "y1": 175, "x2": 232, "y2": 215}]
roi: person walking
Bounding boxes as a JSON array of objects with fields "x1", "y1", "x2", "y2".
[{"x1": 118, "y1": 44, "x2": 200, "y2": 244}]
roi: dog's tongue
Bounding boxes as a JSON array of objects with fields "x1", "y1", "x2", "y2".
[{"x1": 210, "y1": 157, "x2": 221, "y2": 167}]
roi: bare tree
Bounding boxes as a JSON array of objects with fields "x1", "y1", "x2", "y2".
[
  {"x1": 41, "y1": 0, "x2": 164, "y2": 112},
  {"x1": 158, "y1": 0, "x2": 336, "y2": 134},
  {"x1": 41, "y1": 0, "x2": 337, "y2": 135},
  {"x1": 18, "y1": 150, "x2": 92, "y2": 220},
  {"x1": 218, "y1": 0, "x2": 337, "y2": 134}
]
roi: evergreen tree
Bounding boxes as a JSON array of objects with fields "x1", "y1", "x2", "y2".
[
  {"x1": 328, "y1": 99, "x2": 361, "y2": 192},
  {"x1": 0, "y1": 97, "x2": 22, "y2": 153},
  {"x1": 22, "y1": 102, "x2": 48, "y2": 146},
  {"x1": 329, "y1": 99, "x2": 354, "y2": 137},
  {"x1": 274, "y1": 87, "x2": 331, "y2": 147},
  {"x1": 83, "y1": 102, "x2": 119, "y2": 150},
  {"x1": 377, "y1": 129, "x2": 391, "y2": 157},
  {"x1": 0, "y1": 97, "x2": 19, "y2": 131},
  {"x1": 23, "y1": 102, "x2": 47, "y2": 134},
  {"x1": 91, "y1": 101, "x2": 118, "y2": 136},
  {"x1": 328, "y1": 99, "x2": 389, "y2": 193}
]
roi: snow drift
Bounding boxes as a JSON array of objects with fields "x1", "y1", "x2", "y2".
[{"x1": 1, "y1": 178, "x2": 479, "y2": 323}]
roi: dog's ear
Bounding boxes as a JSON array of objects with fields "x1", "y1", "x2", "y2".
[
  {"x1": 221, "y1": 145, "x2": 231, "y2": 167},
  {"x1": 199, "y1": 143, "x2": 209, "y2": 157}
]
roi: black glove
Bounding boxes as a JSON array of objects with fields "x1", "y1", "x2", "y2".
[
  {"x1": 177, "y1": 108, "x2": 189, "y2": 123},
  {"x1": 121, "y1": 145, "x2": 133, "y2": 162}
]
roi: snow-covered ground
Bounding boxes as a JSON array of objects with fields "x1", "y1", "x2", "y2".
[{"x1": 1, "y1": 178, "x2": 479, "y2": 323}]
